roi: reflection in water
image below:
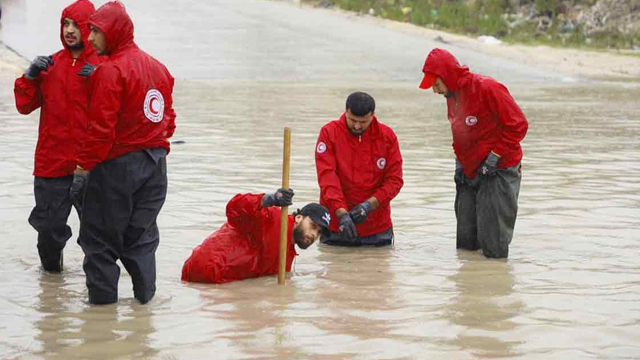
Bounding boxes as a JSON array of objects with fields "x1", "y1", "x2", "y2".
[
  {"x1": 34, "y1": 273, "x2": 157, "y2": 360},
  {"x1": 310, "y1": 245, "x2": 409, "y2": 359},
  {"x1": 445, "y1": 252, "x2": 525, "y2": 358}
]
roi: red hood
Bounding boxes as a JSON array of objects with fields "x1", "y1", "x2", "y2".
[
  {"x1": 421, "y1": 48, "x2": 472, "y2": 92},
  {"x1": 89, "y1": 1, "x2": 135, "y2": 55},
  {"x1": 60, "y1": 0, "x2": 95, "y2": 51}
]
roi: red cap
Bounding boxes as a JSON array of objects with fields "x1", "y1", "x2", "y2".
[{"x1": 419, "y1": 72, "x2": 437, "y2": 89}]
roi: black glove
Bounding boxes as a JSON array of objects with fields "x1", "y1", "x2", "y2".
[
  {"x1": 77, "y1": 63, "x2": 97, "y2": 77},
  {"x1": 338, "y1": 212, "x2": 358, "y2": 241},
  {"x1": 454, "y1": 158, "x2": 465, "y2": 184},
  {"x1": 25, "y1": 56, "x2": 54, "y2": 79},
  {"x1": 478, "y1": 152, "x2": 500, "y2": 177},
  {"x1": 70, "y1": 172, "x2": 88, "y2": 203},
  {"x1": 348, "y1": 200, "x2": 373, "y2": 224},
  {"x1": 262, "y1": 188, "x2": 294, "y2": 207}
]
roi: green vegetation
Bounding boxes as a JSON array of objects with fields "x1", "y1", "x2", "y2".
[{"x1": 305, "y1": 0, "x2": 640, "y2": 50}]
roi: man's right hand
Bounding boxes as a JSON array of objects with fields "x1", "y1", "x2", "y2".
[
  {"x1": 77, "y1": 63, "x2": 97, "y2": 77},
  {"x1": 262, "y1": 188, "x2": 294, "y2": 207},
  {"x1": 338, "y1": 213, "x2": 358, "y2": 241},
  {"x1": 25, "y1": 56, "x2": 54, "y2": 79}
]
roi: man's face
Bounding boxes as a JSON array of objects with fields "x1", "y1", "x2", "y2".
[
  {"x1": 63, "y1": 18, "x2": 83, "y2": 50},
  {"x1": 293, "y1": 215, "x2": 322, "y2": 250},
  {"x1": 345, "y1": 109, "x2": 374, "y2": 136},
  {"x1": 88, "y1": 25, "x2": 107, "y2": 55},
  {"x1": 432, "y1": 77, "x2": 452, "y2": 98}
]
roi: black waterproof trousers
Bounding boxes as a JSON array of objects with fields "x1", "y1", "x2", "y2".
[
  {"x1": 29, "y1": 175, "x2": 80, "y2": 272},
  {"x1": 455, "y1": 163, "x2": 522, "y2": 258},
  {"x1": 79, "y1": 148, "x2": 167, "y2": 305},
  {"x1": 321, "y1": 227, "x2": 394, "y2": 247}
]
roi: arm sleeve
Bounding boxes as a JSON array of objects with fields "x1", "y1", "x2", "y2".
[
  {"x1": 77, "y1": 64, "x2": 123, "y2": 171},
  {"x1": 315, "y1": 126, "x2": 347, "y2": 214},
  {"x1": 225, "y1": 193, "x2": 266, "y2": 236},
  {"x1": 485, "y1": 82, "x2": 529, "y2": 159},
  {"x1": 373, "y1": 131, "x2": 404, "y2": 205},
  {"x1": 14, "y1": 75, "x2": 43, "y2": 115},
  {"x1": 164, "y1": 74, "x2": 177, "y2": 139}
]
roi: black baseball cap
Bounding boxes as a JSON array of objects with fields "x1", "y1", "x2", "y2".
[{"x1": 299, "y1": 203, "x2": 331, "y2": 238}]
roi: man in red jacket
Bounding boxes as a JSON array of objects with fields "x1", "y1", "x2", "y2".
[
  {"x1": 181, "y1": 189, "x2": 331, "y2": 284},
  {"x1": 315, "y1": 92, "x2": 404, "y2": 246},
  {"x1": 419, "y1": 48, "x2": 528, "y2": 259},
  {"x1": 76, "y1": 1, "x2": 177, "y2": 304},
  {"x1": 13, "y1": 0, "x2": 102, "y2": 273}
]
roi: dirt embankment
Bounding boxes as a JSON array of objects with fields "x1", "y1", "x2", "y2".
[{"x1": 297, "y1": 1, "x2": 640, "y2": 80}]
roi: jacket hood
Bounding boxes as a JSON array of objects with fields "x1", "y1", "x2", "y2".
[
  {"x1": 89, "y1": 1, "x2": 134, "y2": 55},
  {"x1": 422, "y1": 48, "x2": 472, "y2": 92},
  {"x1": 60, "y1": 0, "x2": 95, "y2": 51}
]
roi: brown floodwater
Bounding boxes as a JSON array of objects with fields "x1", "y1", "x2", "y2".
[{"x1": 0, "y1": 0, "x2": 639, "y2": 359}]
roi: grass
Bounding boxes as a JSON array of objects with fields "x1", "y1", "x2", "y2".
[{"x1": 304, "y1": 0, "x2": 640, "y2": 51}]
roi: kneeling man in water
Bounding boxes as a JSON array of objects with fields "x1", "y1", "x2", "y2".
[{"x1": 181, "y1": 188, "x2": 330, "y2": 283}]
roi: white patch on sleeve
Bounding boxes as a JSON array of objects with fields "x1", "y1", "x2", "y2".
[{"x1": 143, "y1": 89, "x2": 165, "y2": 123}]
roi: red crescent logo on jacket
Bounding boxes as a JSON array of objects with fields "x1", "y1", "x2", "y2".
[
  {"x1": 317, "y1": 142, "x2": 327, "y2": 154},
  {"x1": 144, "y1": 89, "x2": 165, "y2": 123},
  {"x1": 376, "y1": 158, "x2": 386, "y2": 170},
  {"x1": 465, "y1": 116, "x2": 478, "y2": 126}
]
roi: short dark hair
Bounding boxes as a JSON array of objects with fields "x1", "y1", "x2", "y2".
[{"x1": 346, "y1": 92, "x2": 375, "y2": 116}]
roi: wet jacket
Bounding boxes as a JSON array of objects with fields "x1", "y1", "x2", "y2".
[
  {"x1": 77, "y1": 1, "x2": 176, "y2": 171},
  {"x1": 181, "y1": 193, "x2": 297, "y2": 284},
  {"x1": 14, "y1": 0, "x2": 102, "y2": 178},
  {"x1": 422, "y1": 48, "x2": 528, "y2": 179},
  {"x1": 315, "y1": 114, "x2": 403, "y2": 237}
]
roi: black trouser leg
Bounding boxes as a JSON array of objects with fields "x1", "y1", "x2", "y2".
[
  {"x1": 455, "y1": 177, "x2": 480, "y2": 251},
  {"x1": 121, "y1": 154, "x2": 167, "y2": 304},
  {"x1": 29, "y1": 176, "x2": 74, "y2": 272},
  {"x1": 79, "y1": 149, "x2": 167, "y2": 304},
  {"x1": 477, "y1": 164, "x2": 521, "y2": 259},
  {"x1": 320, "y1": 227, "x2": 394, "y2": 246}
]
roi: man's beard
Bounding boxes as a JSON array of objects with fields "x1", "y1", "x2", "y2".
[
  {"x1": 67, "y1": 41, "x2": 84, "y2": 51},
  {"x1": 444, "y1": 91, "x2": 454, "y2": 98},
  {"x1": 293, "y1": 226, "x2": 310, "y2": 250}
]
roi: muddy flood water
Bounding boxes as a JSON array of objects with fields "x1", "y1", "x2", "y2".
[{"x1": 0, "y1": 0, "x2": 639, "y2": 359}]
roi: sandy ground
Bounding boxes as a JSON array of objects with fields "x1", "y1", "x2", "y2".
[{"x1": 293, "y1": 1, "x2": 640, "y2": 81}]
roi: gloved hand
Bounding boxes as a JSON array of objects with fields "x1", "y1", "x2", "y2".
[
  {"x1": 338, "y1": 212, "x2": 358, "y2": 241},
  {"x1": 69, "y1": 171, "x2": 88, "y2": 202},
  {"x1": 478, "y1": 152, "x2": 500, "y2": 177},
  {"x1": 454, "y1": 158, "x2": 464, "y2": 184},
  {"x1": 262, "y1": 188, "x2": 294, "y2": 207},
  {"x1": 25, "y1": 56, "x2": 54, "y2": 79},
  {"x1": 349, "y1": 200, "x2": 373, "y2": 224},
  {"x1": 77, "y1": 63, "x2": 97, "y2": 77}
]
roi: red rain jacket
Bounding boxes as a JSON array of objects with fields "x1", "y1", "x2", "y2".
[
  {"x1": 422, "y1": 48, "x2": 528, "y2": 178},
  {"x1": 77, "y1": 1, "x2": 176, "y2": 170},
  {"x1": 181, "y1": 193, "x2": 298, "y2": 284},
  {"x1": 14, "y1": 0, "x2": 102, "y2": 178},
  {"x1": 315, "y1": 114, "x2": 403, "y2": 237}
]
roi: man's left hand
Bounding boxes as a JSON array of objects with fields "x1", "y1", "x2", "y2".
[
  {"x1": 478, "y1": 152, "x2": 500, "y2": 177},
  {"x1": 349, "y1": 200, "x2": 373, "y2": 224},
  {"x1": 70, "y1": 171, "x2": 88, "y2": 201}
]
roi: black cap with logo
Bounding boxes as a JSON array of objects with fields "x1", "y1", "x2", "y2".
[{"x1": 299, "y1": 203, "x2": 331, "y2": 237}]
